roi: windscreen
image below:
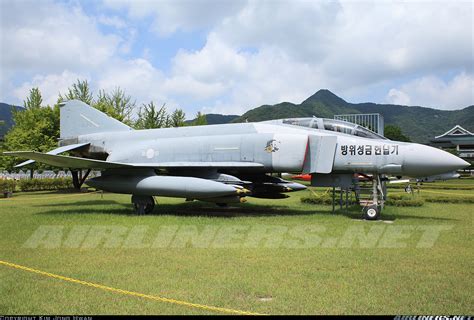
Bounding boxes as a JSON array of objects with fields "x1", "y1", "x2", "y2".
[
  {"x1": 278, "y1": 117, "x2": 386, "y2": 140},
  {"x1": 282, "y1": 118, "x2": 315, "y2": 128}
]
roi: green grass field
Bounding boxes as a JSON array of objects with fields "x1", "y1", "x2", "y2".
[{"x1": 0, "y1": 179, "x2": 473, "y2": 315}]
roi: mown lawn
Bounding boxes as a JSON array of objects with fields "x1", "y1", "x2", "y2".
[{"x1": 0, "y1": 180, "x2": 473, "y2": 315}]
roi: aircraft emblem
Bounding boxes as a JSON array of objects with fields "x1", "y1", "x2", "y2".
[{"x1": 265, "y1": 139, "x2": 280, "y2": 153}]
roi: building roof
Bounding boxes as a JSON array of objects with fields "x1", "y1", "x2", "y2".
[{"x1": 434, "y1": 125, "x2": 474, "y2": 139}]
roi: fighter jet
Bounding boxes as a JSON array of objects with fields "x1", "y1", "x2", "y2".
[{"x1": 3, "y1": 100, "x2": 469, "y2": 219}]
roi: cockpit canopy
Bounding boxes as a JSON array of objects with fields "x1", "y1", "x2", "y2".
[{"x1": 265, "y1": 117, "x2": 387, "y2": 140}]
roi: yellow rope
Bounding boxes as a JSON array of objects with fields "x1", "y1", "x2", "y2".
[
  {"x1": 0, "y1": 190, "x2": 100, "y2": 201},
  {"x1": 308, "y1": 187, "x2": 330, "y2": 198},
  {"x1": 0, "y1": 259, "x2": 264, "y2": 315},
  {"x1": 418, "y1": 189, "x2": 474, "y2": 197},
  {"x1": 389, "y1": 190, "x2": 473, "y2": 197}
]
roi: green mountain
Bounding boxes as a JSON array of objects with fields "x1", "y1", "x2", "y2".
[
  {"x1": 0, "y1": 103, "x2": 23, "y2": 140},
  {"x1": 187, "y1": 113, "x2": 239, "y2": 125},
  {"x1": 233, "y1": 89, "x2": 474, "y2": 143}
]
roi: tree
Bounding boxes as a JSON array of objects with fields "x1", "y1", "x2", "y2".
[
  {"x1": 191, "y1": 112, "x2": 207, "y2": 126},
  {"x1": 169, "y1": 109, "x2": 186, "y2": 127},
  {"x1": 384, "y1": 125, "x2": 411, "y2": 142},
  {"x1": 0, "y1": 122, "x2": 5, "y2": 170},
  {"x1": 95, "y1": 87, "x2": 135, "y2": 126},
  {"x1": 135, "y1": 102, "x2": 170, "y2": 129},
  {"x1": 25, "y1": 87, "x2": 43, "y2": 109},
  {"x1": 59, "y1": 80, "x2": 135, "y2": 126},
  {"x1": 58, "y1": 79, "x2": 93, "y2": 105},
  {"x1": 2, "y1": 88, "x2": 60, "y2": 172}
]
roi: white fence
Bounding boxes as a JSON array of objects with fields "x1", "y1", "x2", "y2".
[
  {"x1": 334, "y1": 113, "x2": 385, "y2": 136},
  {"x1": 0, "y1": 170, "x2": 100, "y2": 180}
]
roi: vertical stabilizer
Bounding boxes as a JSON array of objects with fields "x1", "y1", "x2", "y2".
[{"x1": 60, "y1": 100, "x2": 132, "y2": 139}]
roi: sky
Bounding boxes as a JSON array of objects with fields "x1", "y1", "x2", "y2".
[{"x1": 1, "y1": 0, "x2": 473, "y2": 117}]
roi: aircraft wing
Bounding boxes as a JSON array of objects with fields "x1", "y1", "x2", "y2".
[
  {"x1": 3, "y1": 151, "x2": 264, "y2": 170},
  {"x1": 13, "y1": 142, "x2": 90, "y2": 168}
]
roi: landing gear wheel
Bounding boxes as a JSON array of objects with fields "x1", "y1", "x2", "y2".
[
  {"x1": 216, "y1": 203, "x2": 228, "y2": 208},
  {"x1": 131, "y1": 195, "x2": 155, "y2": 215},
  {"x1": 363, "y1": 205, "x2": 380, "y2": 220},
  {"x1": 133, "y1": 202, "x2": 155, "y2": 215}
]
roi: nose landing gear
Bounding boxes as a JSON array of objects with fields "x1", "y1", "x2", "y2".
[
  {"x1": 363, "y1": 204, "x2": 380, "y2": 220},
  {"x1": 358, "y1": 174, "x2": 384, "y2": 220}
]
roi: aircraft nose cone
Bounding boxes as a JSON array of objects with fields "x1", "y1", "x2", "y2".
[{"x1": 402, "y1": 144, "x2": 470, "y2": 177}]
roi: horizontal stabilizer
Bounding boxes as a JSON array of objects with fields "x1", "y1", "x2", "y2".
[
  {"x1": 4, "y1": 151, "x2": 265, "y2": 170},
  {"x1": 14, "y1": 142, "x2": 90, "y2": 168},
  {"x1": 5, "y1": 151, "x2": 128, "y2": 169}
]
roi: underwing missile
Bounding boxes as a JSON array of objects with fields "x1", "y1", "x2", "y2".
[{"x1": 198, "y1": 196, "x2": 246, "y2": 204}]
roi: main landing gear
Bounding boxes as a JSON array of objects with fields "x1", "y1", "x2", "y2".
[
  {"x1": 131, "y1": 195, "x2": 155, "y2": 215},
  {"x1": 71, "y1": 169, "x2": 92, "y2": 189}
]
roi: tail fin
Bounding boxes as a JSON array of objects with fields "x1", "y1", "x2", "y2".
[{"x1": 60, "y1": 100, "x2": 132, "y2": 139}]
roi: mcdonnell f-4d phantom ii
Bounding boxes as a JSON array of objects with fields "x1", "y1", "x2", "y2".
[{"x1": 4, "y1": 100, "x2": 469, "y2": 220}]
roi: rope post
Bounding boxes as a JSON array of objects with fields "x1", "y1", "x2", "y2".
[{"x1": 332, "y1": 186, "x2": 335, "y2": 213}]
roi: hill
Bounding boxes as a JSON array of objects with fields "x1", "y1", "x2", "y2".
[
  {"x1": 233, "y1": 90, "x2": 474, "y2": 143},
  {"x1": 0, "y1": 103, "x2": 23, "y2": 140},
  {"x1": 186, "y1": 113, "x2": 239, "y2": 125}
]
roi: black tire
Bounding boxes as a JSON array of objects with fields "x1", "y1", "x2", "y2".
[
  {"x1": 146, "y1": 199, "x2": 155, "y2": 214},
  {"x1": 132, "y1": 196, "x2": 155, "y2": 215},
  {"x1": 133, "y1": 203, "x2": 145, "y2": 215},
  {"x1": 363, "y1": 205, "x2": 380, "y2": 220}
]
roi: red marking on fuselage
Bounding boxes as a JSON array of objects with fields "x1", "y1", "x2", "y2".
[{"x1": 301, "y1": 136, "x2": 310, "y2": 171}]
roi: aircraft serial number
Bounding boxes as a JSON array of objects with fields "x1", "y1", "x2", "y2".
[{"x1": 340, "y1": 144, "x2": 399, "y2": 156}]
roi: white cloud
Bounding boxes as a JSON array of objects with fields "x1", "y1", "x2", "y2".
[
  {"x1": 3, "y1": 0, "x2": 473, "y2": 114},
  {"x1": 98, "y1": 14, "x2": 127, "y2": 29},
  {"x1": 387, "y1": 88, "x2": 411, "y2": 106},
  {"x1": 322, "y1": 1, "x2": 473, "y2": 85},
  {"x1": 97, "y1": 59, "x2": 166, "y2": 104},
  {"x1": 172, "y1": 34, "x2": 248, "y2": 83},
  {"x1": 218, "y1": 1, "x2": 340, "y2": 63},
  {"x1": 0, "y1": 0, "x2": 123, "y2": 102},
  {"x1": 386, "y1": 72, "x2": 474, "y2": 109},
  {"x1": 123, "y1": 0, "x2": 473, "y2": 113},
  {"x1": 13, "y1": 70, "x2": 87, "y2": 106},
  {"x1": 214, "y1": 1, "x2": 473, "y2": 88},
  {"x1": 103, "y1": 0, "x2": 247, "y2": 36},
  {"x1": 1, "y1": 1, "x2": 121, "y2": 74},
  {"x1": 170, "y1": 40, "x2": 328, "y2": 114},
  {"x1": 163, "y1": 75, "x2": 227, "y2": 101}
]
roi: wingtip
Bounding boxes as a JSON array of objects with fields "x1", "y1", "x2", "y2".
[{"x1": 15, "y1": 160, "x2": 36, "y2": 168}]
